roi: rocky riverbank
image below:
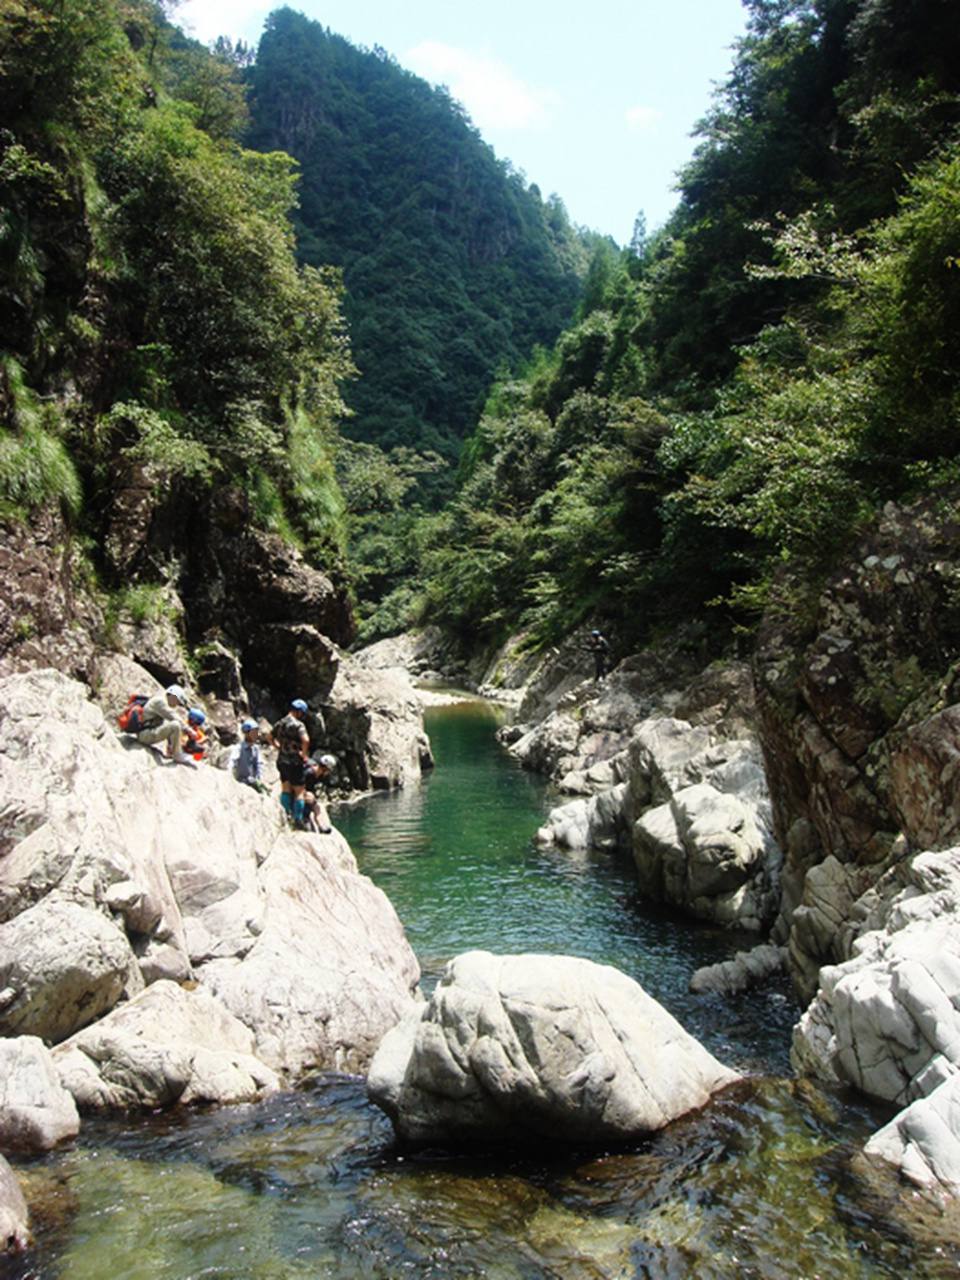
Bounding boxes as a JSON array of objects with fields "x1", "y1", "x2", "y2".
[
  {"x1": 372, "y1": 495, "x2": 960, "y2": 1200},
  {"x1": 0, "y1": 669, "x2": 420, "y2": 1121}
]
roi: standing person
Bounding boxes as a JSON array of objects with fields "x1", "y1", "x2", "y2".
[
  {"x1": 270, "y1": 699, "x2": 310, "y2": 828},
  {"x1": 134, "y1": 685, "x2": 192, "y2": 763},
  {"x1": 228, "y1": 718, "x2": 267, "y2": 793},
  {"x1": 585, "y1": 629, "x2": 611, "y2": 681}
]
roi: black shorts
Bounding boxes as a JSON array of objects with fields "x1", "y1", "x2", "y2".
[{"x1": 277, "y1": 753, "x2": 306, "y2": 786}]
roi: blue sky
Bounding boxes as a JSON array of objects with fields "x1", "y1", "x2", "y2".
[{"x1": 178, "y1": 0, "x2": 748, "y2": 245}]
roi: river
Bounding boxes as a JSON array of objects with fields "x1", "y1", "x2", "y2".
[{"x1": 10, "y1": 702, "x2": 958, "y2": 1278}]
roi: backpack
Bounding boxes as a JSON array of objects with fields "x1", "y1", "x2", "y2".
[
  {"x1": 275, "y1": 713, "x2": 305, "y2": 755},
  {"x1": 117, "y1": 694, "x2": 150, "y2": 733}
]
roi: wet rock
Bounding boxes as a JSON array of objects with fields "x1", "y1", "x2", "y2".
[
  {"x1": 54, "y1": 980, "x2": 279, "y2": 1110},
  {"x1": 0, "y1": 1037, "x2": 80, "y2": 1150},
  {"x1": 0, "y1": 1156, "x2": 31, "y2": 1254},
  {"x1": 690, "y1": 944, "x2": 787, "y2": 995},
  {"x1": 368, "y1": 950, "x2": 739, "y2": 1149}
]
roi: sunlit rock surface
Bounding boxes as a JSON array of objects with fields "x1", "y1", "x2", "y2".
[
  {"x1": 0, "y1": 1155, "x2": 30, "y2": 1253},
  {"x1": 0, "y1": 1037, "x2": 79, "y2": 1151},
  {"x1": 0, "y1": 669, "x2": 420, "y2": 1095},
  {"x1": 368, "y1": 950, "x2": 739, "y2": 1148},
  {"x1": 793, "y1": 847, "x2": 960, "y2": 1196},
  {"x1": 54, "y1": 980, "x2": 280, "y2": 1110}
]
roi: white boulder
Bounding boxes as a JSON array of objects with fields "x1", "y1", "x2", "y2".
[
  {"x1": 0, "y1": 899, "x2": 135, "y2": 1042},
  {"x1": 865, "y1": 1074, "x2": 960, "y2": 1195},
  {"x1": 53, "y1": 980, "x2": 279, "y2": 1110},
  {"x1": 0, "y1": 669, "x2": 421, "y2": 1088},
  {"x1": 633, "y1": 782, "x2": 778, "y2": 930},
  {"x1": 0, "y1": 1036, "x2": 80, "y2": 1150},
  {"x1": 0, "y1": 1156, "x2": 30, "y2": 1254},
  {"x1": 368, "y1": 950, "x2": 739, "y2": 1148}
]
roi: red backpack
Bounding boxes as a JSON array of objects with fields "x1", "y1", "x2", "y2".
[{"x1": 117, "y1": 694, "x2": 150, "y2": 733}]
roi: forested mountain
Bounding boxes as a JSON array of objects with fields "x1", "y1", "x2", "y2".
[
  {"x1": 245, "y1": 7, "x2": 593, "y2": 466},
  {"x1": 0, "y1": 0, "x2": 352, "y2": 638},
  {"x1": 406, "y1": 0, "x2": 960, "y2": 654}
]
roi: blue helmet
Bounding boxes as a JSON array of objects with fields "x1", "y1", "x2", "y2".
[
  {"x1": 241, "y1": 718, "x2": 258, "y2": 733},
  {"x1": 291, "y1": 699, "x2": 308, "y2": 713},
  {"x1": 187, "y1": 708, "x2": 206, "y2": 725}
]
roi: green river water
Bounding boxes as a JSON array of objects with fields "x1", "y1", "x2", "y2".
[{"x1": 8, "y1": 702, "x2": 960, "y2": 1278}]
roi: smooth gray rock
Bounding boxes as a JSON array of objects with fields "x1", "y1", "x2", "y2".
[
  {"x1": 0, "y1": 1155, "x2": 31, "y2": 1253},
  {"x1": 633, "y1": 782, "x2": 778, "y2": 930},
  {"x1": 865, "y1": 1073, "x2": 960, "y2": 1195},
  {"x1": 0, "y1": 1037, "x2": 80, "y2": 1150},
  {"x1": 536, "y1": 783, "x2": 628, "y2": 852},
  {"x1": 0, "y1": 669, "x2": 421, "y2": 1084},
  {"x1": 200, "y1": 831, "x2": 421, "y2": 1076},
  {"x1": 0, "y1": 899, "x2": 134, "y2": 1043},
  {"x1": 690, "y1": 944, "x2": 787, "y2": 995},
  {"x1": 324, "y1": 659, "x2": 434, "y2": 793},
  {"x1": 792, "y1": 848, "x2": 960, "y2": 1107},
  {"x1": 53, "y1": 980, "x2": 279, "y2": 1110},
  {"x1": 368, "y1": 950, "x2": 739, "y2": 1148}
]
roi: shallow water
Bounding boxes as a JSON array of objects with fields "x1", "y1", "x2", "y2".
[{"x1": 10, "y1": 701, "x2": 960, "y2": 1278}]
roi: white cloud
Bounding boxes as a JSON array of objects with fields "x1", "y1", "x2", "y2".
[
  {"x1": 625, "y1": 105, "x2": 662, "y2": 132},
  {"x1": 405, "y1": 42, "x2": 555, "y2": 131},
  {"x1": 176, "y1": 0, "x2": 267, "y2": 47}
]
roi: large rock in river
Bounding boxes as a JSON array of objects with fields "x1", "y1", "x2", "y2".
[
  {"x1": 0, "y1": 1155, "x2": 30, "y2": 1254},
  {"x1": 0, "y1": 1036, "x2": 80, "y2": 1151},
  {"x1": 0, "y1": 668, "x2": 420, "y2": 1082},
  {"x1": 368, "y1": 950, "x2": 739, "y2": 1148},
  {"x1": 54, "y1": 980, "x2": 280, "y2": 1110}
]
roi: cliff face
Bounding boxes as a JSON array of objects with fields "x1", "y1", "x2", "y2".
[
  {"x1": 752, "y1": 494, "x2": 960, "y2": 994},
  {"x1": 0, "y1": 508, "x2": 103, "y2": 683}
]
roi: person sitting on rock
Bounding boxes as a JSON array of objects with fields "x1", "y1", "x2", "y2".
[
  {"x1": 270, "y1": 699, "x2": 310, "y2": 827},
  {"x1": 303, "y1": 753, "x2": 336, "y2": 834},
  {"x1": 228, "y1": 718, "x2": 267, "y2": 794},
  {"x1": 135, "y1": 684, "x2": 193, "y2": 764},
  {"x1": 182, "y1": 708, "x2": 208, "y2": 762}
]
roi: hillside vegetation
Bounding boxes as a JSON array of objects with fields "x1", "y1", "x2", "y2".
[
  {"x1": 0, "y1": 0, "x2": 353, "y2": 581},
  {"x1": 405, "y1": 0, "x2": 960, "y2": 656}
]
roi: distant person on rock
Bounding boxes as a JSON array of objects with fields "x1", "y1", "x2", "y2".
[
  {"x1": 271, "y1": 698, "x2": 311, "y2": 828},
  {"x1": 228, "y1": 718, "x2": 267, "y2": 793},
  {"x1": 182, "y1": 708, "x2": 208, "y2": 761},
  {"x1": 585, "y1": 629, "x2": 611, "y2": 681},
  {"x1": 133, "y1": 684, "x2": 193, "y2": 764}
]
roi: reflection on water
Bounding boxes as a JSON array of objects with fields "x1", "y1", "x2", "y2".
[{"x1": 11, "y1": 701, "x2": 960, "y2": 1278}]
